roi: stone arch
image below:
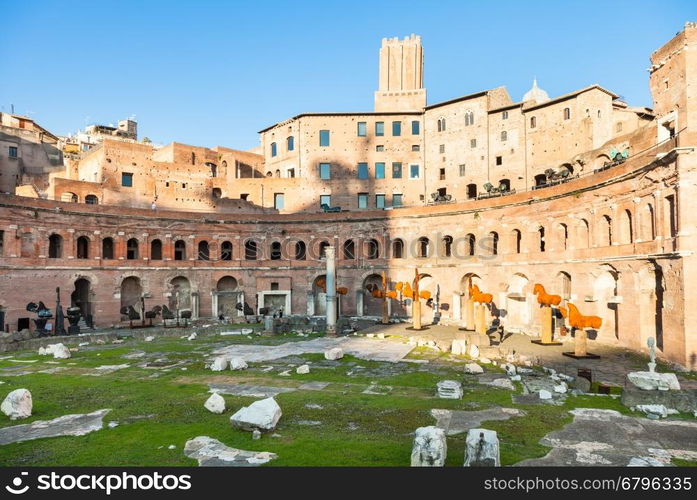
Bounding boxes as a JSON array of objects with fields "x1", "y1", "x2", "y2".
[
  {"x1": 557, "y1": 271, "x2": 572, "y2": 301},
  {"x1": 311, "y1": 274, "x2": 327, "y2": 315},
  {"x1": 643, "y1": 203, "x2": 656, "y2": 241},
  {"x1": 505, "y1": 273, "x2": 530, "y2": 329},
  {"x1": 216, "y1": 276, "x2": 240, "y2": 318},
  {"x1": 391, "y1": 238, "x2": 404, "y2": 258},
  {"x1": 168, "y1": 276, "x2": 192, "y2": 312},
  {"x1": 620, "y1": 209, "x2": 633, "y2": 244},
  {"x1": 637, "y1": 262, "x2": 665, "y2": 351},
  {"x1": 71, "y1": 277, "x2": 92, "y2": 319},
  {"x1": 593, "y1": 266, "x2": 619, "y2": 340},
  {"x1": 361, "y1": 273, "x2": 383, "y2": 316},
  {"x1": 48, "y1": 233, "x2": 63, "y2": 258},
  {"x1": 120, "y1": 276, "x2": 142, "y2": 319},
  {"x1": 510, "y1": 229, "x2": 522, "y2": 254}
]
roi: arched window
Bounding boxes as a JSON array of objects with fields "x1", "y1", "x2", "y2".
[
  {"x1": 530, "y1": 116, "x2": 537, "y2": 128},
  {"x1": 275, "y1": 169, "x2": 280, "y2": 178},
  {"x1": 501, "y1": 131, "x2": 507, "y2": 142},
  {"x1": 76, "y1": 236, "x2": 89, "y2": 259},
  {"x1": 85, "y1": 194, "x2": 98, "y2": 205},
  {"x1": 207, "y1": 162, "x2": 218, "y2": 178},
  {"x1": 498, "y1": 178, "x2": 511, "y2": 192},
  {"x1": 365, "y1": 239, "x2": 379, "y2": 259},
  {"x1": 437, "y1": 117, "x2": 446, "y2": 132},
  {"x1": 488, "y1": 232, "x2": 499, "y2": 255},
  {"x1": 534, "y1": 173, "x2": 547, "y2": 187},
  {"x1": 563, "y1": 107, "x2": 571, "y2": 120},
  {"x1": 578, "y1": 219, "x2": 590, "y2": 248},
  {"x1": 151, "y1": 239, "x2": 162, "y2": 260},
  {"x1": 417, "y1": 237, "x2": 430, "y2": 258},
  {"x1": 392, "y1": 238, "x2": 404, "y2": 259},
  {"x1": 126, "y1": 238, "x2": 139, "y2": 260},
  {"x1": 270, "y1": 241, "x2": 282, "y2": 260},
  {"x1": 343, "y1": 239, "x2": 355, "y2": 260},
  {"x1": 245, "y1": 240, "x2": 257, "y2": 260},
  {"x1": 48, "y1": 234, "x2": 63, "y2": 258},
  {"x1": 221, "y1": 241, "x2": 233, "y2": 260},
  {"x1": 174, "y1": 240, "x2": 186, "y2": 261},
  {"x1": 198, "y1": 240, "x2": 210, "y2": 260},
  {"x1": 318, "y1": 241, "x2": 329, "y2": 260},
  {"x1": 511, "y1": 229, "x2": 521, "y2": 254},
  {"x1": 558, "y1": 272, "x2": 572, "y2": 301},
  {"x1": 102, "y1": 237, "x2": 114, "y2": 259},
  {"x1": 622, "y1": 209, "x2": 633, "y2": 244},
  {"x1": 191, "y1": 152, "x2": 196, "y2": 165},
  {"x1": 466, "y1": 183, "x2": 477, "y2": 199},
  {"x1": 538, "y1": 227, "x2": 546, "y2": 252},
  {"x1": 295, "y1": 241, "x2": 306, "y2": 260},
  {"x1": 271, "y1": 142, "x2": 277, "y2": 157},
  {"x1": 442, "y1": 235, "x2": 453, "y2": 257},
  {"x1": 645, "y1": 204, "x2": 656, "y2": 240},
  {"x1": 466, "y1": 233, "x2": 476, "y2": 256},
  {"x1": 465, "y1": 111, "x2": 474, "y2": 126},
  {"x1": 558, "y1": 223, "x2": 568, "y2": 250},
  {"x1": 287, "y1": 136, "x2": 294, "y2": 151},
  {"x1": 602, "y1": 215, "x2": 613, "y2": 246}
]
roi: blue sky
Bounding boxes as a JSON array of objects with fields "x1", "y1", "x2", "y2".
[{"x1": 1, "y1": 1, "x2": 694, "y2": 149}]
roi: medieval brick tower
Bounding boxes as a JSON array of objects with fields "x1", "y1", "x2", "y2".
[{"x1": 374, "y1": 34, "x2": 426, "y2": 112}]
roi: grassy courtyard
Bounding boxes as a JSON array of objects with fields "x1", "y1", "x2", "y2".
[{"x1": 0, "y1": 327, "x2": 694, "y2": 467}]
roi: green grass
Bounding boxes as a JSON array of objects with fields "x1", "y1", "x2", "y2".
[{"x1": 0, "y1": 332, "x2": 694, "y2": 466}]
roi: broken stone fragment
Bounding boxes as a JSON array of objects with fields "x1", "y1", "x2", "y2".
[
  {"x1": 464, "y1": 428, "x2": 500, "y2": 466},
  {"x1": 230, "y1": 397, "x2": 282, "y2": 432},
  {"x1": 324, "y1": 348, "x2": 343, "y2": 360},
  {"x1": 411, "y1": 426, "x2": 447, "y2": 467},
  {"x1": 1, "y1": 388, "x2": 32, "y2": 420},
  {"x1": 296, "y1": 364, "x2": 310, "y2": 375},
  {"x1": 464, "y1": 363, "x2": 484, "y2": 374},
  {"x1": 229, "y1": 357, "x2": 248, "y2": 370},
  {"x1": 204, "y1": 393, "x2": 226, "y2": 414},
  {"x1": 210, "y1": 356, "x2": 228, "y2": 372}
]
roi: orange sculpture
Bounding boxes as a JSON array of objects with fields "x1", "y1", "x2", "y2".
[
  {"x1": 315, "y1": 277, "x2": 347, "y2": 295},
  {"x1": 533, "y1": 283, "x2": 562, "y2": 306},
  {"x1": 468, "y1": 284, "x2": 493, "y2": 304},
  {"x1": 559, "y1": 303, "x2": 602, "y2": 330}
]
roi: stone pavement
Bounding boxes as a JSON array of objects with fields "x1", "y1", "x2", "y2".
[
  {"x1": 212, "y1": 336, "x2": 414, "y2": 363},
  {"x1": 0, "y1": 409, "x2": 110, "y2": 445},
  {"x1": 516, "y1": 409, "x2": 697, "y2": 466},
  {"x1": 431, "y1": 407, "x2": 526, "y2": 436}
]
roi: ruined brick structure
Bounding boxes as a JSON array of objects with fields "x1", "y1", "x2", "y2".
[{"x1": 0, "y1": 24, "x2": 696, "y2": 369}]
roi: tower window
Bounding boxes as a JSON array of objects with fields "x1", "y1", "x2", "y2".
[{"x1": 319, "y1": 130, "x2": 330, "y2": 147}]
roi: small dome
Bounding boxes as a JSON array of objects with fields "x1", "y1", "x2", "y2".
[{"x1": 523, "y1": 79, "x2": 550, "y2": 104}]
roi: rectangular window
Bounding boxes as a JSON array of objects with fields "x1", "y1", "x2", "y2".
[
  {"x1": 358, "y1": 162, "x2": 369, "y2": 179},
  {"x1": 502, "y1": 110, "x2": 509, "y2": 120},
  {"x1": 320, "y1": 194, "x2": 331, "y2": 208},
  {"x1": 287, "y1": 136, "x2": 294, "y2": 151},
  {"x1": 357, "y1": 193, "x2": 368, "y2": 209},
  {"x1": 373, "y1": 162, "x2": 385, "y2": 179},
  {"x1": 271, "y1": 142, "x2": 277, "y2": 157},
  {"x1": 411, "y1": 120, "x2": 420, "y2": 135},
  {"x1": 392, "y1": 194, "x2": 403, "y2": 207},
  {"x1": 357, "y1": 122, "x2": 367, "y2": 137},
  {"x1": 319, "y1": 130, "x2": 330, "y2": 147},
  {"x1": 470, "y1": 138, "x2": 477, "y2": 148},
  {"x1": 439, "y1": 144, "x2": 445, "y2": 154},
  {"x1": 459, "y1": 164, "x2": 466, "y2": 176},
  {"x1": 409, "y1": 164, "x2": 420, "y2": 179},
  {"x1": 411, "y1": 144, "x2": 420, "y2": 152},
  {"x1": 8, "y1": 146, "x2": 18, "y2": 158},
  {"x1": 392, "y1": 162, "x2": 402, "y2": 179},
  {"x1": 439, "y1": 168, "x2": 446, "y2": 181},
  {"x1": 121, "y1": 172, "x2": 133, "y2": 187},
  {"x1": 274, "y1": 193, "x2": 284, "y2": 210},
  {"x1": 392, "y1": 121, "x2": 401, "y2": 136},
  {"x1": 376, "y1": 145, "x2": 384, "y2": 152},
  {"x1": 375, "y1": 122, "x2": 384, "y2": 136},
  {"x1": 287, "y1": 168, "x2": 295, "y2": 178},
  {"x1": 496, "y1": 156, "x2": 502, "y2": 166},
  {"x1": 319, "y1": 162, "x2": 331, "y2": 180},
  {"x1": 375, "y1": 194, "x2": 386, "y2": 209}
]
